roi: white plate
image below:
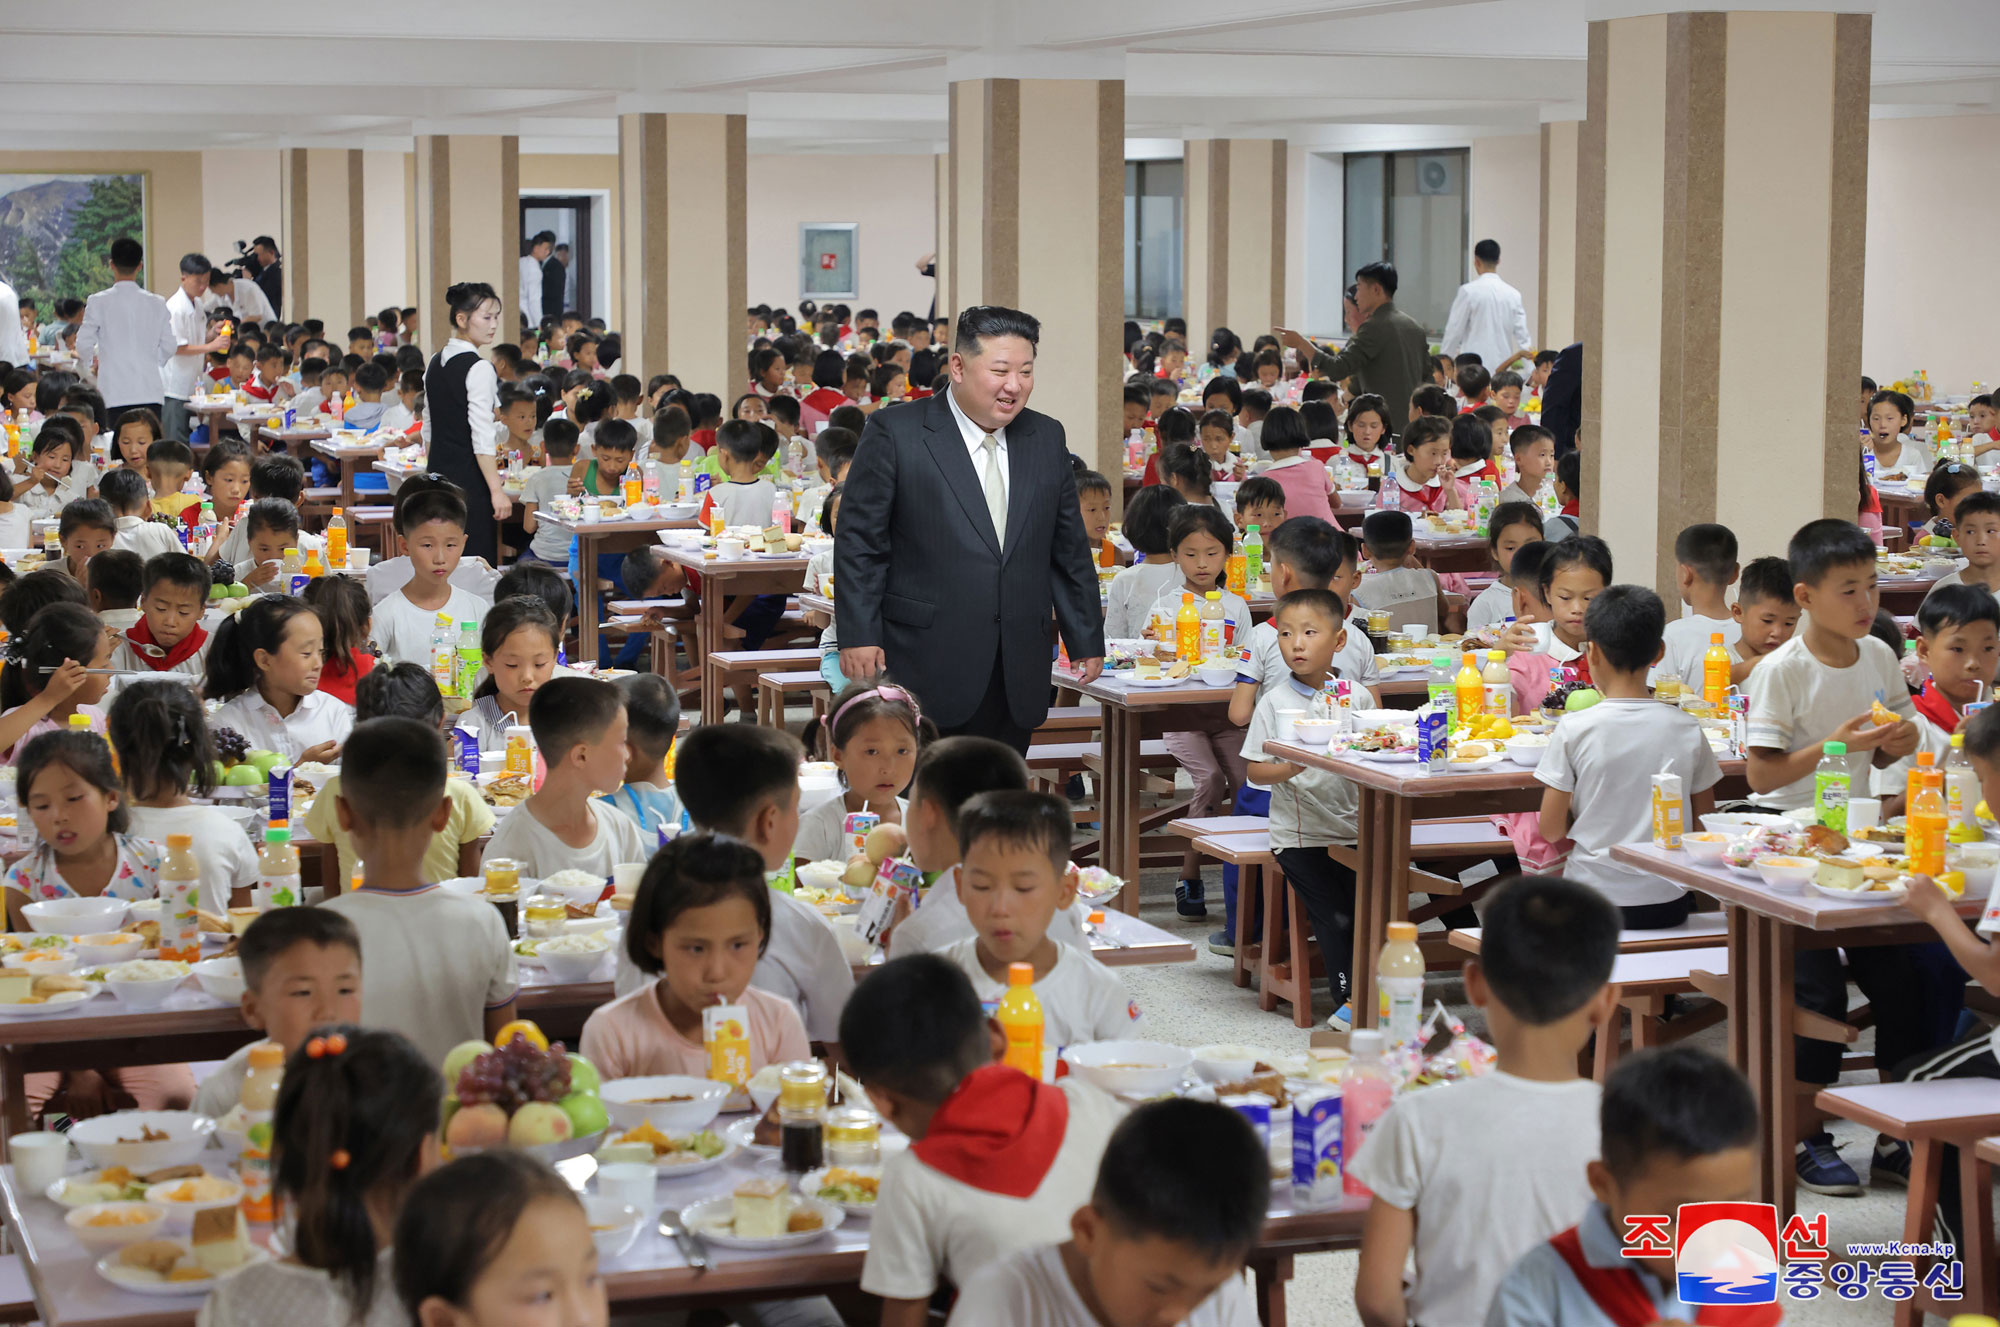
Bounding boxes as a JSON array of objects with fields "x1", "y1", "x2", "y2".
[
  {"x1": 144, "y1": 1175, "x2": 244, "y2": 1212},
  {"x1": 723, "y1": 1116, "x2": 779, "y2": 1157},
  {"x1": 95, "y1": 1242, "x2": 269, "y2": 1296},
  {"x1": 641, "y1": 1134, "x2": 740, "y2": 1177},
  {"x1": 47, "y1": 1171, "x2": 147, "y2": 1208},
  {"x1": 798, "y1": 1165, "x2": 880, "y2": 1215},
  {"x1": 1443, "y1": 753, "x2": 1506, "y2": 771},
  {"x1": 0, "y1": 984, "x2": 102, "y2": 1017},
  {"x1": 1352, "y1": 748, "x2": 1418, "y2": 763},
  {"x1": 1119, "y1": 674, "x2": 1190, "y2": 688},
  {"x1": 1810, "y1": 880, "x2": 1908, "y2": 903},
  {"x1": 681, "y1": 1194, "x2": 844, "y2": 1250}
]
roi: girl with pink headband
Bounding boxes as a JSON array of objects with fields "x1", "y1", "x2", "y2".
[{"x1": 791, "y1": 679, "x2": 934, "y2": 864}]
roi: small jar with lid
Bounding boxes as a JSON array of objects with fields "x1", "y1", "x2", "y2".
[
  {"x1": 778, "y1": 1061, "x2": 828, "y2": 1174},
  {"x1": 522, "y1": 895, "x2": 568, "y2": 938},
  {"x1": 825, "y1": 1105, "x2": 881, "y2": 1167}
]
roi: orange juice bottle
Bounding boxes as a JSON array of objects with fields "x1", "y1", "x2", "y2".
[
  {"x1": 997, "y1": 963, "x2": 1044, "y2": 1079},
  {"x1": 1703, "y1": 632, "x2": 1731, "y2": 706},
  {"x1": 1175, "y1": 592, "x2": 1200, "y2": 663},
  {"x1": 1100, "y1": 535, "x2": 1117, "y2": 570},
  {"x1": 161, "y1": 833, "x2": 202, "y2": 961},
  {"x1": 1909, "y1": 768, "x2": 1947, "y2": 877},
  {"x1": 623, "y1": 468, "x2": 641, "y2": 505},
  {"x1": 237, "y1": 1042, "x2": 284, "y2": 1223},
  {"x1": 1454, "y1": 652, "x2": 1483, "y2": 727},
  {"x1": 325, "y1": 507, "x2": 348, "y2": 568},
  {"x1": 1226, "y1": 551, "x2": 1247, "y2": 596},
  {"x1": 1905, "y1": 750, "x2": 1936, "y2": 814}
]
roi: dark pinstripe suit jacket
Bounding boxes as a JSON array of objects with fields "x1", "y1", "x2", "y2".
[{"x1": 834, "y1": 390, "x2": 1106, "y2": 729}]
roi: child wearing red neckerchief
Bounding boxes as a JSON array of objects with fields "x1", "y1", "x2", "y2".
[
  {"x1": 846, "y1": 954, "x2": 1122, "y2": 1327},
  {"x1": 109, "y1": 554, "x2": 213, "y2": 680}
]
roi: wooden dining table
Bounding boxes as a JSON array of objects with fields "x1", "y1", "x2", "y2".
[{"x1": 657, "y1": 544, "x2": 813, "y2": 722}]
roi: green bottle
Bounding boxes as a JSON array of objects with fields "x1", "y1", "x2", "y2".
[
  {"x1": 1814, "y1": 740, "x2": 1850, "y2": 832},
  {"x1": 455, "y1": 620, "x2": 481, "y2": 700},
  {"x1": 1244, "y1": 524, "x2": 1264, "y2": 587}
]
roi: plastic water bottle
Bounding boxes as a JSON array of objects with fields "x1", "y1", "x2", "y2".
[
  {"x1": 456, "y1": 620, "x2": 481, "y2": 699},
  {"x1": 772, "y1": 494, "x2": 791, "y2": 534},
  {"x1": 430, "y1": 613, "x2": 455, "y2": 692},
  {"x1": 193, "y1": 501, "x2": 216, "y2": 557},
  {"x1": 1340, "y1": 1030, "x2": 1396, "y2": 1197},
  {"x1": 1243, "y1": 524, "x2": 1264, "y2": 587}
]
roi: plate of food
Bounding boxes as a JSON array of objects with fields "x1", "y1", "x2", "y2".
[
  {"x1": 1353, "y1": 747, "x2": 1419, "y2": 763},
  {"x1": 1446, "y1": 747, "x2": 1506, "y2": 770},
  {"x1": 723, "y1": 1115, "x2": 780, "y2": 1157},
  {"x1": 1810, "y1": 877, "x2": 1907, "y2": 903},
  {"x1": 799, "y1": 1165, "x2": 880, "y2": 1215},
  {"x1": 0, "y1": 975, "x2": 101, "y2": 1016},
  {"x1": 94, "y1": 1214, "x2": 266, "y2": 1296},
  {"x1": 48, "y1": 1163, "x2": 207, "y2": 1209},
  {"x1": 143, "y1": 1173, "x2": 243, "y2": 1212},
  {"x1": 681, "y1": 1185, "x2": 843, "y2": 1250},
  {"x1": 478, "y1": 773, "x2": 532, "y2": 810},
  {"x1": 610, "y1": 1121, "x2": 737, "y2": 1175}
]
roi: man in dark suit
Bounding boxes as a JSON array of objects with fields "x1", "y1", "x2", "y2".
[
  {"x1": 836, "y1": 305, "x2": 1105, "y2": 752},
  {"x1": 542, "y1": 243, "x2": 569, "y2": 321}
]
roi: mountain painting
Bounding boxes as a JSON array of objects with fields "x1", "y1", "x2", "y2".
[{"x1": 0, "y1": 173, "x2": 148, "y2": 306}]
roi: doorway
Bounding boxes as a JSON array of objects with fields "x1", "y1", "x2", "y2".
[{"x1": 520, "y1": 196, "x2": 593, "y2": 323}]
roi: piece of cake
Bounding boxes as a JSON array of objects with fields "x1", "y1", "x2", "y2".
[
  {"x1": 1814, "y1": 857, "x2": 1864, "y2": 892},
  {"x1": 191, "y1": 1206, "x2": 250, "y2": 1273},
  {"x1": 0, "y1": 973, "x2": 33, "y2": 1005},
  {"x1": 732, "y1": 1177, "x2": 789, "y2": 1239},
  {"x1": 119, "y1": 1240, "x2": 185, "y2": 1276}
]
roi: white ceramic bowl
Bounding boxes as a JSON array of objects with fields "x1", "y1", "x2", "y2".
[
  {"x1": 748, "y1": 1064, "x2": 784, "y2": 1117},
  {"x1": 795, "y1": 860, "x2": 847, "y2": 894},
  {"x1": 64, "y1": 1202, "x2": 167, "y2": 1252},
  {"x1": 538, "y1": 873, "x2": 610, "y2": 911},
  {"x1": 105, "y1": 964, "x2": 191, "y2": 1011},
  {"x1": 71, "y1": 933, "x2": 143, "y2": 967},
  {"x1": 3, "y1": 951, "x2": 78, "y2": 977},
  {"x1": 1195, "y1": 661, "x2": 1237, "y2": 688},
  {"x1": 125, "y1": 900, "x2": 164, "y2": 927},
  {"x1": 1754, "y1": 855, "x2": 1819, "y2": 892},
  {"x1": 21, "y1": 897, "x2": 127, "y2": 936},
  {"x1": 535, "y1": 937, "x2": 612, "y2": 983},
  {"x1": 1348, "y1": 709, "x2": 1416, "y2": 732},
  {"x1": 826, "y1": 914, "x2": 873, "y2": 965},
  {"x1": 1700, "y1": 813, "x2": 1791, "y2": 836},
  {"x1": 1682, "y1": 832, "x2": 1732, "y2": 864},
  {"x1": 580, "y1": 1196, "x2": 644, "y2": 1259},
  {"x1": 1191, "y1": 1043, "x2": 1260, "y2": 1083},
  {"x1": 600, "y1": 1076, "x2": 729, "y2": 1132},
  {"x1": 1293, "y1": 718, "x2": 1341, "y2": 747},
  {"x1": 1063, "y1": 1040, "x2": 1195, "y2": 1096},
  {"x1": 191, "y1": 957, "x2": 246, "y2": 1004},
  {"x1": 68, "y1": 1112, "x2": 216, "y2": 1171},
  {"x1": 1502, "y1": 734, "x2": 1549, "y2": 767}
]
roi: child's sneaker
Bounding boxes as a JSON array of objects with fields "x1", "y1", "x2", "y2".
[
  {"x1": 1871, "y1": 1136, "x2": 1911, "y2": 1188},
  {"x1": 1794, "y1": 1136, "x2": 1863, "y2": 1196},
  {"x1": 1175, "y1": 879, "x2": 1206, "y2": 918},
  {"x1": 1326, "y1": 1003, "x2": 1353, "y2": 1032},
  {"x1": 1207, "y1": 930, "x2": 1235, "y2": 957}
]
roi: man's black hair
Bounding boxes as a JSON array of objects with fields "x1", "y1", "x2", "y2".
[
  {"x1": 952, "y1": 305, "x2": 1040, "y2": 356},
  {"x1": 1354, "y1": 260, "x2": 1398, "y2": 297}
]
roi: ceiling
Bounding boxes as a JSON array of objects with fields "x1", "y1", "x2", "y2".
[{"x1": 6, "y1": 0, "x2": 1996, "y2": 156}]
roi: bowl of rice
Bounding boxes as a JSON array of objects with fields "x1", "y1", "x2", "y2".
[
  {"x1": 540, "y1": 870, "x2": 610, "y2": 912},
  {"x1": 104, "y1": 959, "x2": 191, "y2": 1011},
  {"x1": 533, "y1": 933, "x2": 612, "y2": 983}
]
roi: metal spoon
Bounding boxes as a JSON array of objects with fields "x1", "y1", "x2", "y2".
[{"x1": 657, "y1": 1212, "x2": 708, "y2": 1272}]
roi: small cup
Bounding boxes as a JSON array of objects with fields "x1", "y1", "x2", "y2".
[
  {"x1": 11, "y1": 1131, "x2": 69, "y2": 1193},
  {"x1": 1274, "y1": 708, "x2": 1304, "y2": 742},
  {"x1": 346, "y1": 547, "x2": 371, "y2": 571},
  {"x1": 596, "y1": 1161, "x2": 656, "y2": 1214},
  {"x1": 717, "y1": 538, "x2": 747, "y2": 560},
  {"x1": 1846, "y1": 798, "x2": 1882, "y2": 834}
]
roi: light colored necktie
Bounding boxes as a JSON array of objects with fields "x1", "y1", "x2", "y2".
[{"x1": 980, "y1": 432, "x2": 1008, "y2": 545}]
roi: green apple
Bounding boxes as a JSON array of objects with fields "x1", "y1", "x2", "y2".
[
  {"x1": 208, "y1": 584, "x2": 225, "y2": 600},
  {"x1": 224, "y1": 764, "x2": 264, "y2": 787},
  {"x1": 210, "y1": 761, "x2": 231, "y2": 785},
  {"x1": 558, "y1": 1090, "x2": 609, "y2": 1139},
  {"x1": 1564, "y1": 688, "x2": 1603, "y2": 713},
  {"x1": 443, "y1": 1039, "x2": 494, "y2": 1089},
  {"x1": 565, "y1": 1052, "x2": 600, "y2": 1096},
  {"x1": 228, "y1": 583, "x2": 250, "y2": 598},
  {"x1": 247, "y1": 750, "x2": 284, "y2": 775}
]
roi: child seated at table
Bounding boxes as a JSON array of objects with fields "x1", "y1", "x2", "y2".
[
  {"x1": 106, "y1": 407, "x2": 157, "y2": 476},
  {"x1": 1076, "y1": 469, "x2": 1114, "y2": 548},
  {"x1": 1503, "y1": 533, "x2": 1609, "y2": 674},
  {"x1": 302, "y1": 573, "x2": 376, "y2": 707},
  {"x1": 888, "y1": 736, "x2": 1089, "y2": 958},
  {"x1": 1159, "y1": 439, "x2": 1217, "y2": 509},
  {"x1": 1339, "y1": 394, "x2": 1393, "y2": 478},
  {"x1": 597, "y1": 672, "x2": 684, "y2": 838},
  {"x1": 711, "y1": 417, "x2": 780, "y2": 528},
  {"x1": 394, "y1": 1153, "x2": 602, "y2": 1327},
  {"x1": 666, "y1": 721, "x2": 854, "y2": 1048},
  {"x1": 793, "y1": 679, "x2": 927, "y2": 862},
  {"x1": 1241, "y1": 589, "x2": 1362, "y2": 1025},
  {"x1": 1102, "y1": 484, "x2": 1186, "y2": 639},
  {"x1": 303, "y1": 664, "x2": 495, "y2": 895},
  {"x1": 581, "y1": 829, "x2": 812, "y2": 1079},
  {"x1": 0, "y1": 601, "x2": 113, "y2": 763},
  {"x1": 322, "y1": 717, "x2": 515, "y2": 1067},
  {"x1": 1485, "y1": 1048, "x2": 1760, "y2": 1327},
  {"x1": 1726, "y1": 555, "x2": 1800, "y2": 685},
  {"x1": 1918, "y1": 459, "x2": 1980, "y2": 542},
  {"x1": 846, "y1": 954, "x2": 1123, "y2": 1327},
  {"x1": 202, "y1": 1025, "x2": 434, "y2": 1327},
  {"x1": 1922, "y1": 489, "x2": 2000, "y2": 597},
  {"x1": 1465, "y1": 502, "x2": 1544, "y2": 635},
  {"x1": 1493, "y1": 370, "x2": 1531, "y2": 429},
  {"x1": 343, "y1": 361, "x2": 389, "y2": 431},
  {"x1": 373, "y1": 484, "x2": 488, "y2": 668},
  {"x1": 101, "y1": 468, "x2": 181, "y2": 562},
  {"x1": 1544, "y1": 452, "x2": 1581, "y2": 540},
  {"x1": 146, "y1": 439, "x2": 200, "y2": 522},
  {"x1": 1353, "y1": 510, "x2": 1447, "y2": 636},
  {"x1": 57, "y1": 497, "x2": 115, "y2": 584},
  {"x1": 189, "y1": 906, "x2": 363, "y2": 1118},
  {"x1": 484, "y1": 676, "x2": 649, "y2": 877},
  {"x1": 937, "y1": 790, "x2": 1140, "y2": 1042},
  {"x1": 86, "y1": 547, "x2": 141, "y2": 631},
  {"x1": 1867, "y1": 388, "x2": 1929, "y2": 480},
  {"x1": 1869, "y1": 586, "x2": 2000, "y2": 808},
  {"x1": 1231, "y1": 475, "x2": 1286, "y2": 538},
  {"x1": 1198, "y1": 409, "x2": 1248, "y2": 483},
  {"x1": 1376, "y1": 415, "x2": 1464, "y2": 517},
  {"x1": 1652, "y1": 521, "x2": 1740, "y2": 693},
  {"x1": 1497, "y1": 424, "x2": 1556, "y2": 507},
  {"x1": 1536, "y1": 587, "x2": 1723, "y2": 928},
  {"x1": 1456, "y1": 362, "x2": 1491, "y2": 410},
  {"x1": 1352, "y1": 875, "x2": 1617, "y2": 1327},
  {"x1": 516, "y1": 417, "x2": 580, "y2": 567},
  {"x1": 1255, "y1": 405, "x2": 1335, "y2": 523},
  {"x1": 1450, "y1": 412, "x2": 1501, "y2": 486},
  {"x1": 796, "y1": 424, "x2": 857, "y2": 531},
  {"x1": 112, "y1": 679, "x2": 259, "y2": 914},
  {"x1": 378, "y1": 369, "x2": 421, "y2": 437},
  {"x1": 109, "y1": 551, "x2": 211, "y2": 677},
  {"x1": 949, "y1": 1098, "x2": 1269, "y2": 1327}
]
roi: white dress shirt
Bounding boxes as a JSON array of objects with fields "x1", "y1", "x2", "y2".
[
  {"x1": 518, "y1": 256, "x2": 543, "y2": 327},
  {"x1": 421, "y1": 339, "x2": 501, "y2": 457},
  {"x1": 0, "y1": 279, "x2": 25, "y2": 366},
  {"x1": 161, "y1": 286, "x2": 215, "y2": 401},
  {"x1": 210, "y1": 278, "x2": 273, "y2": 327},
  {"x1": 943, "y1": 386, "x2": 1007, "y2": 498},
  {"x1": 75, "y1": 281, "x2": 176, "y2": 406},
  {"x1": 1439, "y1": 270, "x2": 1531, "y2": 374},
  {"x1": 208, "y1": 688, "x2": 354, "y2": 763}
]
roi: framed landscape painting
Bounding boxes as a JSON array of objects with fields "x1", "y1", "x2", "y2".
[{"x1": 0, "y1": 172, "x2": 148, "y2": 305}]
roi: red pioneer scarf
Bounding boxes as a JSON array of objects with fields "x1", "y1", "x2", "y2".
[
  {"x1": 1911, "y1": 681, "x2": 1961, "y2": 735},
  {"x1": 909, "y1": 1064, "x2": 1069, "y2": 1199},
  {"x1": 124, "y1": 619, "x2": 209, "y2": 672},
  {"x1": 1548, "y1": 1227, "x2": 1784, "y2": 1327}
]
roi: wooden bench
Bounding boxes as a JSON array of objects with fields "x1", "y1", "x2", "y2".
[
  {"x1": 1815, "y1": 1081, "x2": 2000, "y2": 1323},
  {"x1": 755, "y1": 670, "x2": 831, "y2": 728},
  {"x1": 703, "y1": 647, "x2": 823, "y2": 716},
  {"x1": 1446, "y1": 911, "x2": 1731, "y2": 957},
  {"x1": 1031, "y1": 704, "x2": 1102, "y2": 744},
  {"x1": 1590, "y1": 947, "x2": 1731, "y2": 1080},
  {"x1": 1169, "y1": 815, "x2": 1271, "y2": 840},
  {"x1": 1187, "y1": 831, "x2": 1287, "y2": 1002}
]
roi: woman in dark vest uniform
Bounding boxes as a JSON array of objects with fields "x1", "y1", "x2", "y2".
[{"x1": 423, "y1": 282, "x2": 511, "y2": 563}]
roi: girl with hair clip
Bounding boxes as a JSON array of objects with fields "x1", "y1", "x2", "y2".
[
  {"x1": 18, "y1": 415, "x2": 88, "y2": 519},
  {"x1": 1919, "y1": 460, "x2": 1981, "y2": 543},
  {"x1": 202, "y1": 1026, "x2": 441, "y2": 1327},
  {"x1": 302, "y1": 575, "x2": 377, "y2": 707},
  {"x1": 567, "y1": 376, "x2": 617, "y2": 463},
  {"x1": 1138, "y1": 404, "x2": 1198, "y2": 487},
  {"x1": 394, "y1": 1151, "x2": 605, "y2": 1327},
  {"x1": 791, "y1": 679, "x2": 933, "y2": 863},
  {"x1": 552, "y1": 368, "x2": 595, "y2": 428},
  {"x1": 1375, "y1": 414, "x2": 1468, "y2": 516},
  {"x1": 463, "y1": 596, "x2": 560, "y2": 752},
  {"x1": 206, "y1": 596, "x2": 353, "y2": 764},
  {"x1": 422, "y1": 281, "x2": 510, "y2": 563},
  {"x1": 111, "y1": 680, "x2": 259, "y2": 914},
  {"x1": 181, "y1": 437, "x2": 254, "y2": 556},
  {"x1": 1204, "y1": 325, "x2": 1243, "y2": 377},
  {"x1": 0, "y1": 601, "x2": 110, "y2": 763}
]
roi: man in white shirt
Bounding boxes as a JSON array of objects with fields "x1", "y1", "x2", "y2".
[
  {"x1": 0, "y1": 276, "x2": 25, "y2": 366},
  {"x1": 519, "y1": 232, "x2": 554, "y2": 332},
  {"x1": 161, "y1": 253, "x2": 227, "y2": 442},
  {"x1": 205, "y1": 268, "x2": 274, "y2": 329},
  {"x1": 75, "y1": 236, "x2": 176, "y2": 422},
  {"x1": 1439, "y1": 238, "x2": 1532, "y2": 377}
]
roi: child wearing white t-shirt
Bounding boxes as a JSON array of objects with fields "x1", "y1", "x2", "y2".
[
  {"x1": 481, "y1": 676, "x2": 650, "y2": 878},
  {"x1": 1652, "y1": 522, "x2": 1741, "y2": 691},
  {"x1": 372, "y1": 487, "x2": 489, "y2": 668}
]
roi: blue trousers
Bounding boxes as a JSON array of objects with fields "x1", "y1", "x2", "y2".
[{"x1": 1220, "y1": 784, "x2": 1272, "y2": 936}]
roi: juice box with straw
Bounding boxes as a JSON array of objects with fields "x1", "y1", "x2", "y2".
[{"x1": 703, "y1": 1001, "x2": 750, "y2": 1096}]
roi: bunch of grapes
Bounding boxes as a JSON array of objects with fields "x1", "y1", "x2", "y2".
[
  {"x1": 1542, "y1": 679, "x2": 1590, "y2": 716},
  {"x1": 213, "y1": 727, "x2": 250, "y2": 764},
  {"x1": 455, "y1": 1038, "x2": 573, "y2": 1111}
]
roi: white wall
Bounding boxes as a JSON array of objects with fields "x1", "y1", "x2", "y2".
[
  {"x1": 1468, "y1": 133, "x2": 1542, "y2": 349},
  {"x1": 1295, "y1": 149, "x2": 1345, "y2": 340},
  {"x1": 362, "y1": 149, "x2": 408, "y2": 316},
  {"x1": 200, "y1": 149, "x2": 280, "y2": 268},
  {"x1": 745, "y1": 154, "x2": 937, "y2": 318},
  {"x1": 1863, "y1": 115, "x2": 2000, "y2": 393}
]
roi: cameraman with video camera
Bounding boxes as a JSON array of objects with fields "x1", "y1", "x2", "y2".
[{"x1": 235, "y1": 236, "x2": 281, "y2": 318}]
